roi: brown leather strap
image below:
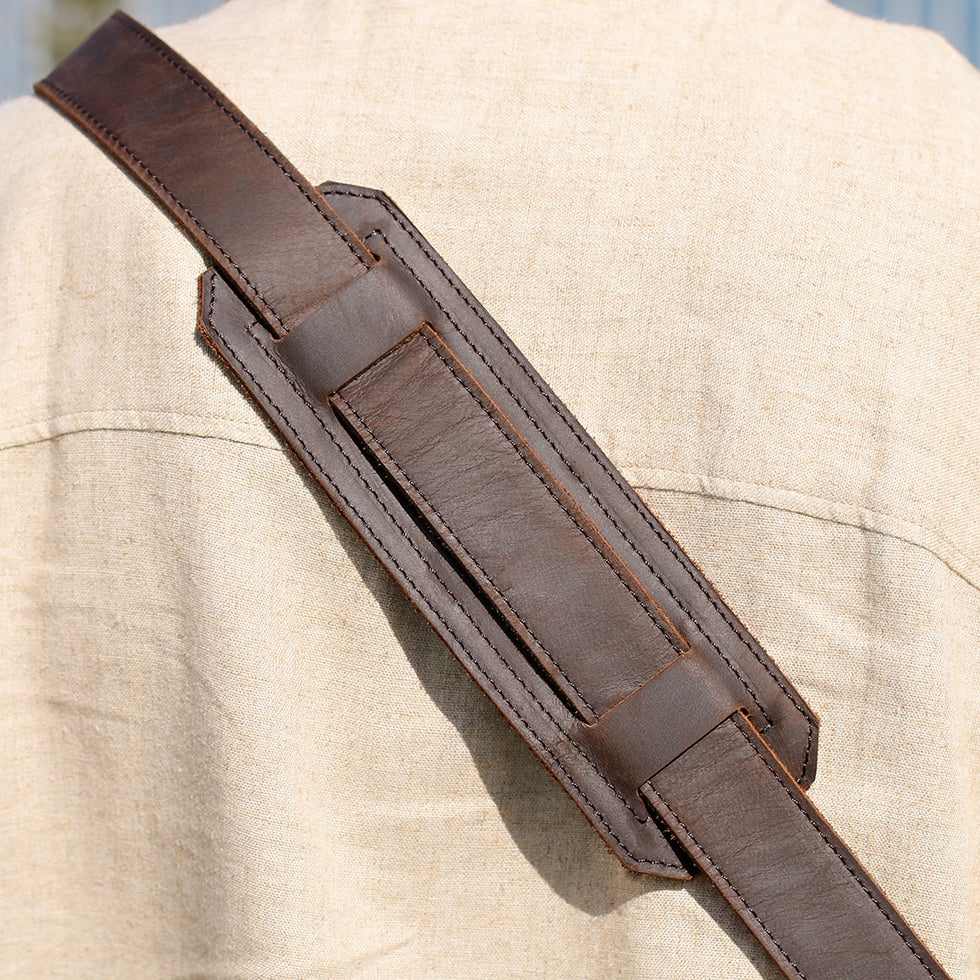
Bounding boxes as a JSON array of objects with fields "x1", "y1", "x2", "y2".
[
  {"x1": 35, "y1": 16, "x2": 954, "y2": 980},
  {"x1": 331, "y1": 322, "x2": 690, "y2": 719},
  {"x1": 643, "y1": 714, "x2": 949, "y2": 980},
  {"x1": 34, "y1": 10, "x2": 373, "y2": 337}
]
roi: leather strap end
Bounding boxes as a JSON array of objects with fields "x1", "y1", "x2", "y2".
[
  {"x1": 642, "y1": 713, "x2": 950, "y2": 980},
  {"x1": 35, "y1": 10, "x2": 374, "y2": 337}
]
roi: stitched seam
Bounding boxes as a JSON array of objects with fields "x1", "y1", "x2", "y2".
[
  {"x1": 416, "y1": 329, "x2": 682, "y2": 653},
  {"x1": 643, "y1": 782, "x2": 806, "y2": 980},
  {"x1": 631, "y1": 468, "x2": 980, "y2": 576},
  {"x1": 112, "y1": 14, "x2": 369, "y2": 274},
  {"x1": 359, "y1": 222, "x2": 774, "y2": 730},
  {"x1": 233, "y1": 320, "x2": 664, "y2": 850},
  {"x1": 43, "y1": 80, "x2": 285, "y2": 332},
  {"x1": 350, "y1": 209, "x2": 780, "y2": 732},
  {"x1": 730, "y1": 719, "x2": 942, "y2": 979},
  {"x1": 0, "y1": 407, "x2": 272, "y2": 438},
  {"x1": 329, "y1": 190, "x2": 820, "y2": 762},
  {"x1": 204, "y1": 297, "x2": 681, "y2": 864},
  {"x1": 632, "y1": 472, "x2": 980, "y2": 593},
  {"x1": 335, "y1": 388, "x2": 596, "y2": 713},
  {"x1": 0, "y1": 425, "x2": 281, "y2": 452}
]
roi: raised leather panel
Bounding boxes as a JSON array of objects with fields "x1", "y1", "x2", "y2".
[
  {"x1": 196, "y1": 181, "x2": 821, "y2": 874},
  {"x1": 642, "y1": 714, "x2": 949, "y2": 980},
  {"x1": 332, "y1": 323, "x2": 687, "y2": 721},
  {"x1": 35, "y1": 12, "x2": 372, "y2": 337},
  {"x1": 198, "y1": 269, "x2": 693, "y2": 879},
  {"x1": 320, "y1": 184, "x2": 820, "y2": 790}
]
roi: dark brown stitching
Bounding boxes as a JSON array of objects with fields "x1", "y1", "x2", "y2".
[
  {"x1": 418, "y1": 328, "x2": 683, "y2": 651},
  {"x1": 43, "y1": 79, "x2": 285, "y2": 331},
  {"x1": 111, "y1": 13, "x2": 369, "y2": 274},
  {"x1": 729, "y1": 717, "x2": 942, "y2": 980},
  {"x1": 643, "y1": 781, "x2": 806, "y2": 980},
  {"x1": 802, "y1": 716, "x2": 815, "y2": 784},
  {"x1": 331, "y1": 189, "x2": 821, "y2": 764},
  {"x1": 205, "y1": 271, "x2": 216, "y2": 341},
  {"x1": 335, "y1": 387, "x2": 597, "y2": 714},
  {"x1": 359, "y1": 222, "x2": 776, "y2": 732},
  {"x1": 204, "y1": 294, "x2": 685, "y2": 870}
]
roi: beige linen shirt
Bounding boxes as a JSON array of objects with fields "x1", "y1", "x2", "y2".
[{"x1": 0, "y1": 0, "x2": 976, "y2": 976}]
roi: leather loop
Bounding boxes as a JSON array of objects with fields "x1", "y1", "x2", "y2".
[
  {"x1": 276, "y1": 255, "x2": 441, "y2": 398},
  {"x1": 575, "y1": 651, "x2": 742, "y2": 805}
]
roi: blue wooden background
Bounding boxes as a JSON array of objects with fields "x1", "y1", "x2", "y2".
[{"x1": 2, "y1": 0, "x2": 979, "y2": 103}]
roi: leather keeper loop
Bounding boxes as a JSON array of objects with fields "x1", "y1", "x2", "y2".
[
  {"x1": 275, "y1": 247, "x2": 443, "y2": 397},
  {"x1": 574, "y1": 650, "x2": 743, "y2": 806}
]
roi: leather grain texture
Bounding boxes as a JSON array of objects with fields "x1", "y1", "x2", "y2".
[
  {"x1": 643, "y1": 713, "x2": 949, "y2": 980},
  {"x1": 332, "y1": 322, "x2": 689, "y2": 720},
  {"x1": 34, "y1": 10, "x2": 373, "y2": 337}
]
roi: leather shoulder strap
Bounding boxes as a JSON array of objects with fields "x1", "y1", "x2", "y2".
[
  {"x1": 34, "y1": 14, "x2": 954, "y2": 980},
  {"x1": 35, "y1": 10, "x2": 373, "y2": 337}
]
